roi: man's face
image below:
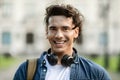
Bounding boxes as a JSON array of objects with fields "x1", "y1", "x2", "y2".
[{"x1": 46, "y1": 16, "x2": 79, "y2": 55}]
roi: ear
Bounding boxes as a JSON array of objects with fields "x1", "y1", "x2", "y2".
[{"x1": 74, "y1": 27, "x2": 79, "y2": 38}]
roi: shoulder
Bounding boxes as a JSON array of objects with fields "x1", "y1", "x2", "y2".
[
  {"x1": 13, "y1": 61, "x2": 28, "y2": 80},
  {"x1": 13, "y1": 52, "x2": 46, "y2": 80},
  {"x1": 77, "y1": 56, "x2": 111, "y2": 80},
  {"x1": 78, "y1": 56, "x2": 102, "y2": 69}
]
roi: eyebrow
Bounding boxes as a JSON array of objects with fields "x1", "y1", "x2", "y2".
[
  {"x1": 62, "y1": 26, "x2": 69, "y2": 28},
  {"x1": 48, "y1": 25, "x2": 73, "y2": 30},
  {"x1": 49, "y1": 26, "x2": 56, "y2": 28},
  {"x1": 49, "y1": 25, "x2": 69, "y2": 28}
]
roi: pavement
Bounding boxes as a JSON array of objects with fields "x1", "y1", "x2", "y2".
[{"x1": 0, "y1": 64, "x2": 19, "y2": 80}]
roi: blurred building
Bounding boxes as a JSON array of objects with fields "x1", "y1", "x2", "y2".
[{"x1": 0, "y1": 0, "x2": 120, "y2": 55}]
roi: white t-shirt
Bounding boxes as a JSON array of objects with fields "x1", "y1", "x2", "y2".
[{"x1": 45, "y1": 56, "x2": 70, "y2": 80}]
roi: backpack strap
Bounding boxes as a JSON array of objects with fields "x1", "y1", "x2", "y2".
[{"x1": 27, "y1": 58, "x2": 38, "y2": 80}]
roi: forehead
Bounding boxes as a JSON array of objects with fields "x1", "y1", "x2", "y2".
[{"x1": 48, "y1": 16, "x2": 73, "y2": 27}]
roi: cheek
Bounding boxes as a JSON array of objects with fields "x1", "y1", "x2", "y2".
[
  {"x1": 46, "y1": 33, "x2": 53, "y2": 41},
  {"x1": 46, "y1": 34, "x2": 50, "y2": 40},
  {"x1": 47, "y1": 35, "x2": 52, "y2": 44},
  {"x1": 67, "y1": 33, "x2": 75, "y2": 41}
]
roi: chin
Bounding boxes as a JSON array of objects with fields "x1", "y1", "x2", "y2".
[{"x1": 53, "y1": 47, "x2": 65, "y2": 53}]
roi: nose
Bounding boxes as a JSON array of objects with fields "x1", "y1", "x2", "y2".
[{"x1": 55, "y1": 29, "x2": 64, "y2": 39}]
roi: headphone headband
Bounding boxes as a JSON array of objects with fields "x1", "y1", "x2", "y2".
[{"x1": 46, "y1": 48, "x2": 77, "y2": 67}]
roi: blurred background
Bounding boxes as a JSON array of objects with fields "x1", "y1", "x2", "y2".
[{"x1": 0, "y1": 0, "x2": 120, "y2": 80}]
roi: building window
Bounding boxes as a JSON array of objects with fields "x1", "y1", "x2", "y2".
[
  {"x1": 2, "y1": 0, "x2": 13, "y2": 17},
  {"x1": 2, "y1": 32, "x2": 11, "y2": 45},
  {"x1": 99, "y1": 32, "x2": 108, "y2": 46},
  {"x1": 25, "y1": 1, "x2": 36, "y2": 17},
  {"x1": 26, "y1": 33, "x2": 34, "y2": 44}
]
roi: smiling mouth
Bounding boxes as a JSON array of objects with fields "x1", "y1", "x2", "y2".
[
  {"x1": 53, "y1": 40, "x2": 67, "y2": 44},
  {"x1": 53, "y1": 40, "x2": 67, "y2": 47}
]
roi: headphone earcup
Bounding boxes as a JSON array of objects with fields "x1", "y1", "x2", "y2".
[
  {"x1": 61, "y1": 55, "x2": 74, "y2": 67},
  {"x1": 47, "y1": 54, "x2": 58, "y2": 66}
]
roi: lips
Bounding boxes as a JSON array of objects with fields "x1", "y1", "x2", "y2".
[{"x1": 53, "y1": 40, "x2": 67, "y2": 47}]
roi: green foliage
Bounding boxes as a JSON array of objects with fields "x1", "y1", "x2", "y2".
[
  {"x1": 0, "y1": 55, "x2": 17, "y2": 70},
  {"x1": 109, "y1": 56, "x2": 119, "y2": 72},
  {"x1": 88, "y1": 55, "x2": 119, "y2": 72}
]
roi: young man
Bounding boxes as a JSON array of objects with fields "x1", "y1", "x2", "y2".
[{"x1": 14, "y1": 4, "x2": 111, "y2": 80}]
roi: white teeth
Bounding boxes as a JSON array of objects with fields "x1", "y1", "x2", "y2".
[
  {"x1": 54, "y1": 40, "x2": 66, "y2": 44},
  {"x1": 55, "y1": 42, "x2": 64, "y2": 44},
  {"x1": 54, "y1": 41, "x2": 64, "y2": 44}
]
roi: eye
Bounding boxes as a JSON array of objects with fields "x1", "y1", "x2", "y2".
[
  {"x1": 49, "y1": 26, "x2": 57, "y2": 31},
  {"x1": 62, "y1": 26, "x2": 70, "y2": 31}
]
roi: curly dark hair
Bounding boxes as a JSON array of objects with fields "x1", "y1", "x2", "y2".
[{"x1": 45, "y1": 4, "x2": 84, "y2": 43}]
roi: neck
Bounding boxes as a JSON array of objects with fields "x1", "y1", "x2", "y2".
[{"x1": 55, "y1": 49, "x2": 73, "y2": 65}]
